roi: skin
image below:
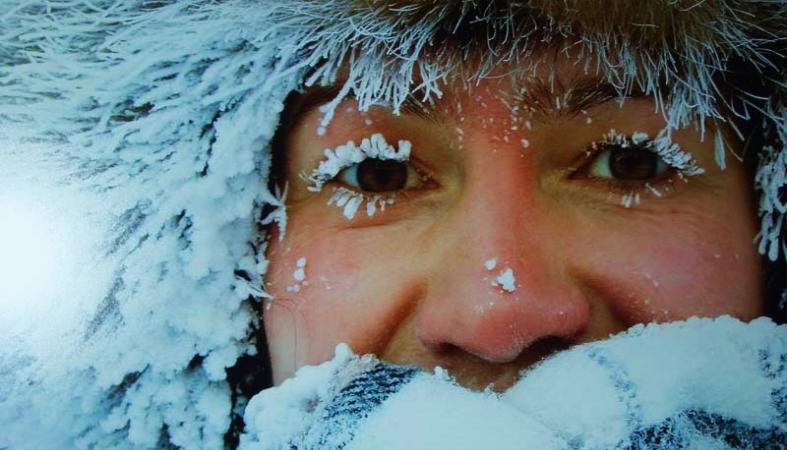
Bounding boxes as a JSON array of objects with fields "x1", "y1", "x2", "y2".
[{"x1": 262, "y1": 57, "x2": 764, "y2": 391}]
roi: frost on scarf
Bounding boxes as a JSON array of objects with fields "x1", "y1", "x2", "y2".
[
  {"x1": 241, "y1": 317, "x2": 787, "y2": 450},
  {"x1": 1, "y1": 1, "x2": 786, "y2": 449}
]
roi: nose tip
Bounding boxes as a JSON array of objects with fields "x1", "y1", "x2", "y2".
[{"x1": 415, "y1": 264, "x2": 590, "y2": 364}]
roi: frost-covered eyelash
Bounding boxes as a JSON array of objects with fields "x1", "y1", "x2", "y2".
[
  {"x1": 327, "y1": 186, "x2": 396, "y2": 220},
  {"x1": 305, "y1": 133, "x2": 412, "y2": 192},
  {"x1": 600, "y1": 129, "x2": 705, "y2": 176}
]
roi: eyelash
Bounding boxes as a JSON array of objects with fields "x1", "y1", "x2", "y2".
[
  {"x1": 312, "y1": 129, "x2": 704, "y2": 218},
  {"x1": 326, "y1": 161, "x2": 434, "y2": 220},
  {"x1": 570, "y1": 129, "x2": 703, "y2": 206},
  {"x1": 304, "y1": 134, "x2": 429, "y2": 220}
]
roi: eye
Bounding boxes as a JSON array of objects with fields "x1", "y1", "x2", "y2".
[
  {"x1": 338, "y1": 158, "x2": 419, "y2": 192},
  {"x1": 587, "y1": 143, "x2": 668, "y2": 180}
]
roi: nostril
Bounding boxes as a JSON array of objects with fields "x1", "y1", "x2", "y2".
[
  {"x1": 409, "y1": 332, "x2": 581, "y2": 392},
  {"x1": 420, "y1": 339, "x2": 459, "y2": 356},
  {"x1": 515, "y1": 335, "x2": 574, "y2": 365}
]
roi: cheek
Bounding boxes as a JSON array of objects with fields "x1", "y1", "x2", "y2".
[
  {"x1": 577, "y1": 213, "x2": 763, "y2": 323},
  {"x1": 263, "y1": 221, "x2": 419, "y2": 382},
  {"x1": 263, "y1": 228, "x2": 360, "y2": 370}
]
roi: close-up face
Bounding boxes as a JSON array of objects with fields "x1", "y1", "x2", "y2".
[
  {"x1": 263, "y1": 56, "x2": 764, "y2": 390},
  {"x1": 5, "y1": 2, "x2": 787, "y2": 449}
]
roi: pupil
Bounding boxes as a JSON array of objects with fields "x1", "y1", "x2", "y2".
[
  {"x1": 609, "y1": 146, "x2": 659, "y2": 180},
  {"x1": 357, "y1": 159, "x2": 408, "y2": 192}
]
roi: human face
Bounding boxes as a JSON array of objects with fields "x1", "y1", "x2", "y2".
[{"x1": 262, "y1": 60, "x2": 764, "y2": 391}]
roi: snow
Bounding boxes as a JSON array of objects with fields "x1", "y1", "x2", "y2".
[
  {"x1": 293, "y1": 257, "x2": 307, "y2": 281},
  {"x1": 484, "y1": 260, "x2": 516, "y2": 292},
  {"x1": 239, "y1": 344, "x2": 365, "y2": 450},
  {"x1": 494, "y1": 268, "x2": 516, "y2": 292},
  {"x1": 241, "y1": 317, "x2": 787, "y2": 450},
  {"x1": 286, "y1": 258, "x2": 308, "y2": 292},
  {"x1": 347, "y1": 375, "x2": 563, "y2": 450}
]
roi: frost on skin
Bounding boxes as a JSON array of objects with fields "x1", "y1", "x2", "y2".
[
  {"x1": 484, "y1": 259, "x2": 515, "y2": 292},
  {"x1": 287, "y1": 257, "x2": 308, "y2": 292},
  {"x1": 494, "y1": 268, "x2": 516, "y2": 293},
  {"x1": 306, "y1": 133, "x2": 412, "y2": 193},
  {"x1": 294, "y1": 257, "x2": 307, "y2": 281}
]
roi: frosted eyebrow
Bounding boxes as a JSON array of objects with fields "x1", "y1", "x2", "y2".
[
  {"x1": 514, "y1": 75, "x2": 635, "y2": 120},
  {"x1": 288, "y1": 84, "x2": 444, "y2": 124},
  {"x1": 287, "y1": 75, "x2": 639, "y2": 126}
]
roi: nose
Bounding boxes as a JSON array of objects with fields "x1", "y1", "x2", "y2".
[{"x1": 414, "y1": 149, "x2": 590, "y2": 364}]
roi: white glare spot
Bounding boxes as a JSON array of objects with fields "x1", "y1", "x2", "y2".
[
  {"x1": 484, "y1": 258, "x2": 497, "y2": 271},
  {"x1": 0, "y1": 202, "x2": 63, "y2": 306},
  {"x1": 521, "y1": 139, "x2": 530, "y2": 149}
]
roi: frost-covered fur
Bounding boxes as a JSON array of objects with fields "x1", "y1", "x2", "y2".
[{"x1": 0, "y1": 1, "x2": 785, "y2": 449}]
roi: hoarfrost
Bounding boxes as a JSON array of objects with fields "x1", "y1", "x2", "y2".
[
  {"x1": 631, "y1": 131, "x2": 649, "y2": 145},
  {"x1": 241, "y1": 317, "x2": 787, "y2": 450},
  {"x1": 604, "y1": 129, "x2": 704, "y2": 176},
  {"x1": 307, "y1": 134, "x2": 412, "y2": 193},
  {"x1": 493, "y1": 268, "x2": 516, "y2": 292},
  {"x1": 293, "y1": 257, "x2": 307, "y2": 281},
  {"x1": 714, "y1": 128, "x2": 727, "y2": 170}
]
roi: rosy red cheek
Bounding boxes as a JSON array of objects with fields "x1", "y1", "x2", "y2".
[{"x1": 580, "y1": 228, "x2": 762, "y2": 325}]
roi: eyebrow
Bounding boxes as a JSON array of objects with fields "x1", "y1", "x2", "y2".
[
  {"x1": 290, "y1": 75, "x2": 639, "y2": 126},
  {"x1": 517, "y1": 75, "x2": 626, "y2": 118},
  {"x1": 400, "y1": 75, "x2": 639, "y2": 124}
]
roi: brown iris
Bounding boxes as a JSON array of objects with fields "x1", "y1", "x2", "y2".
[
  {"x1": 607, "y1": 145, "x2": 664, "y2": 180},
  {"x1": 355, "y1": 159, "x2": 409, "y2": 192}
]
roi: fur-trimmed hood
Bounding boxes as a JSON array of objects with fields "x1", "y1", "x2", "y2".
[{"x1": 0, "y1": 1, "x2": 785, "y2": 449}]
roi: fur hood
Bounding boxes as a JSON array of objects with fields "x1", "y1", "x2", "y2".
[{"x1": 0, "y1": 1, "x2": 785, "y2": 448}]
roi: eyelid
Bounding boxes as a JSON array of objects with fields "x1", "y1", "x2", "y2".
[
  {"x1": 565, "y1": 129, "x2": 704, "y2": 207},
  {"x1": 305, "y1": 133, "x2": 412, "y2": 192},
  {"x1": 336, "y1": 159, "x2": 427, "y2": 192},
  {"x1": 324, "y1": 160, "x2": 434, "y2": 220},
  {"x1": 304, "y1": 133, "x2": 439, "y2": 220},
  {"x1": 574, "y1": 129, "x2": 704, "y2": 178}
]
